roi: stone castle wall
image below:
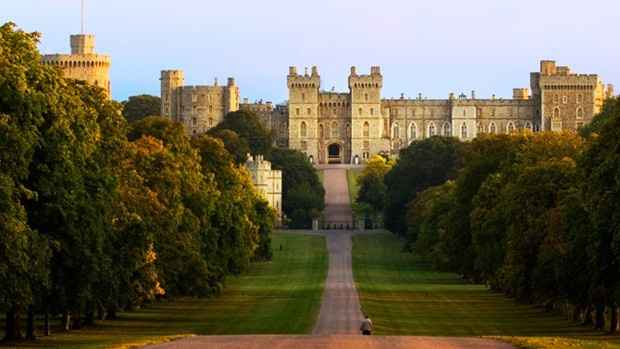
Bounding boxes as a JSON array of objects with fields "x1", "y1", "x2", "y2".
[{"x1": 42, "y1": 34, "x2": 111, "y2": 98}]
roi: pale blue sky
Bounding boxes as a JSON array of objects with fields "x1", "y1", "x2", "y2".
[{"x1": 3, "y1": 0, "x2": 619, "y2": 102}]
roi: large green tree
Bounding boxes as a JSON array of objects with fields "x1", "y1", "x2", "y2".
[
  {"x1": 209, "y1": 110, "x2": 273, "y2": 156},
  {"x1": 122, "y1": 95, "x2": 161, "y2": 123}
]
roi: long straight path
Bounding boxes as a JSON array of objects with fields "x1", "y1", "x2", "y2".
[
  {"x1": 322, "y1": 167, "x2": 353, "y2": 227},
  {"x1": 312, "y1": 231, "x2": 364, "y2": 334}
]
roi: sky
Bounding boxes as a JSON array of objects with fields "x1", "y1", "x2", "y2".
[{"x1": 3, "y1": 0, "x2": 619, "y2": 103}]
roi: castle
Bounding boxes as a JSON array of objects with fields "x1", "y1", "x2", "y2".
[
  {"x1": 245, "y1": 155, "x2": 282, "y2": 222},
  {"x1": 42, "y1": 34, "x2": 111, "y2": 98},
  {"x1": 161, "y1": 60, "x2": 614, "y2": 165}
]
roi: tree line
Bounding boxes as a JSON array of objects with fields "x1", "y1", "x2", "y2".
[
  {"x1": 357, "y1": 96, "x2": 620, "y2": 333},
  {"x1": 0, "y1": 23, "x2": 278, "y2": 341}
]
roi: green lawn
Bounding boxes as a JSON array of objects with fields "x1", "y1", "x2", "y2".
[
  {"x1": 352, "y1": 233, "x2": 620, "y2": 348},
  {"x1": 346, "y1": 168, "x2": 362, "y2": 204},
  {"x1": 6, "y1": 232, "x2": 327, "y2": 349}
]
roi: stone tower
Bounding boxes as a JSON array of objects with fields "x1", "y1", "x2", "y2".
[
  {"x1": 349, "y1": 66, "x2": 386, "y2": 163},
  {"x1": 42, "y1": 34, "x2": 111, "y2": 98},
  {"x1": 160, "y1": 70, "x2": 184, "y2": 119},
  {"x1": 288, "y1": 66, "x2": 320, "y2": 162},
  {"x1": 533, "y1": 60, "x2": 606, "y2": 131}
]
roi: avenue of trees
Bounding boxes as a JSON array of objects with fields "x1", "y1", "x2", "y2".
[
  {"x1": 358, "y1": 96, "x2": 620, "y2": 333},
  {"x1": 0, "y1": 23, "x2": 275, "y2": 341}
]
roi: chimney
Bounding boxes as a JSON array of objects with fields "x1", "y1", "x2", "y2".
[{"x1": 471, "y1": 90, "x2": 476, "y2": 99}]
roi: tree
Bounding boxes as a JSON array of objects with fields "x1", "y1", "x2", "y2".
[
  {"x1": 356, "y1": 155, "x2": 394, "y2": 220},
  {"x1": 122, "y1": 95, "x2": 161, "y2": 123},
  {"x1": 268, "y1": 148, "x2": 324, "y2": 228},
  {"x1": 208, "y1": 129, "x2": 251, "y2": 164},
  {"x1": 580, "y1": 97, "x2": 620, "y2": 332},
  {"x1": 209, "y1": 110, "x2": 273, "y2": 155},
  {"x1": 384, "y1": 136, "x2": 464, "y2": 236}
]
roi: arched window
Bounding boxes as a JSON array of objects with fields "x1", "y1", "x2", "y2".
[
  {"x1": 477, "y1": 122, "x2": 483, "y2": 134},
  {"x1": 319, "y1": 124, "x2": 324, "y2": 138},
  {"x1": 577, "y1": 94, "x2": 583, "y2": 104},
  {"x1": 409, "y1": 122, "x2": 417, "y2": 142},
  {"x1": 331, "y1": 121, "x2": 339, "y2": 138},
  {"x1": 553, "y1": 107, "x2": 561, "y2": 119},
  {"x1": 525, "y1": 121, "x2": 533, "y2": 131},
  {"x1": 428, "y1": 122, "x2": 436, "y2": 137},
  {"x1": 507, "y1": 122, "x2": 516, "y2": 134},
  {"x1": 365, "y1": 93, "x2": 368, "y2": 101},
  {"x1": 300, "y1": 121, "x2": 307, "y2": 138},
  {"x1": 363, "y1": 122, "x2": 370, "y2": 138},
  {"x1": 461, "y1": 123, "x2": 468, "y2": 139},
  {"x1": 443, "y1": 122, "x2": 451, "y2": 136},
  {"x1": 576, "y1": 107, "x2": 584, "y2": 119},
  {"x1": 346, "y1": 123, "x2": 351, "y2": 137},
  {"x1": 392, "y1": 122, "x2": 400, "y2": 139},
  {"x1": 209, "y1": 118, "x2": 214, "y2": 127},
  {"x1": 358, "y1": 108, "x2": 363, "y2": 116},
  {"x1": 489, "y1": 122, "x2": 497, "y2": 134}
]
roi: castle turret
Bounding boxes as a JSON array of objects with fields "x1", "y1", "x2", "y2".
[
  {"x1": 224, "y1": 77, "x2": 240, "y2": 114},
  {"x1": 348, "y1": 66, "x2": 386, "y2": 163},
  {"x1": 42, "y1": 33, "x2": 111, "y2": 98},
  {"x1": 160, "y1": 70, "x2": 184, "y2": 119},
  {"x1": 287, "y1": 65, "x2": 320, "y2": 161}
]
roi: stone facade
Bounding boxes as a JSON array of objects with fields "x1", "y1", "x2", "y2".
[
  {"x1": 163, "y1": 60, "x2": 614, "y2": 165},
  {"x1": 42, "y1": 34, "x2": 111, "y2": 98},
  {"x1": 160, "y1": 70, "x2": 239, "y2": 136},
  {"x1": 245, "y1": 155, "x2": 282, "y2": 223}
]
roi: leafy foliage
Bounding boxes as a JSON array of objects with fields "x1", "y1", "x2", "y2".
[{"x1": 122, "y1": 94, "x2": 161, "y2": 123}]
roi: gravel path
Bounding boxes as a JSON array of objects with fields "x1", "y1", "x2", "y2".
[
  {"x1": 312, "y1": 232, "x2": 364, "y2": 335},
  {"x1": 322, "y1": 167, "x2": 353, "y2": 227}
]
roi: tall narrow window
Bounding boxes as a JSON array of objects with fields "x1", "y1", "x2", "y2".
[
  {"x1": 296, "y1": 108, "x2": 300, "y2": 116},
  {"x1": 319, "y1": 124, "x2": 324, "y2": 138},
  {"x1": 489, "y1": 122, "x2": 497, "y2": 134},
  {"x1": 370, "y1": 108, "x2": 374, "y2": 116},
  {"x1": 392, "y1": 123, "x2": 400, "y2": 139},
  {"x1": 307, "y1": 108, "x2": 312, "y2": 115},
  {"x1": 577, "y1": 94, "x2": 583, "y2": 104},
  {"x1": 443, "y1": 122, "x2": 451, "y2": 136},
  {"x1": 576, "y1": 108, "x2": 584, "y2": 119},
  {"x1": 365, "y1": 93, "x2": 368, "y2": 101},
  {"x1": 525, "y1": 121, "x2": 533, "y2": 131},
  {"x1": 363, "y1": 122, "x2": 370, "y2": 138},
  {"x1": 302, "y1": 93, "x2": 305, "y2": 102},
  {"x1": 507, "y1": 122, "x2": 515, "y2": 134},
  {"x1": 359, "y1": 107, "x2": 363, "y2": 116},
  {"x1": 461, "y1": 123, "x2": 468, "y2": 139},
  {"x1": 553, "y1": 107, "x2": 561, "y2": 119},
  {"x1": 429, "y1": 123, "x2": 436, "y2": 137},
  {"x1": 300, "y1": 121, "x2": 307, "y2": 138},
  {"x1": 409, "y1": 122, "x2": 417, "y2": 142}
]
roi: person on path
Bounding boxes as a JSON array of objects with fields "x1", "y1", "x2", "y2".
[{"x1": 360, "y1": 315, "x2": 373, "y2": 335}]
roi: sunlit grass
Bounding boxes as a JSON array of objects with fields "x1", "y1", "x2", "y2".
[
  {"x1": 352, "y1": 233, "x2": 620, "y2": 348},
  {"x1": 346, "y1": 168, "x2": 362, "y2": 204},
  {"x1": 3, "y1": 232, "x2": 327, "y2": 349}
]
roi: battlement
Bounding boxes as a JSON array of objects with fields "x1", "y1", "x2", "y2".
[
  {"x1": 42, "y1": 54, "x2": 111, "y2": 67},
  {"x1": 348, "y1": 66, "x2": 383, "y2": 89}
]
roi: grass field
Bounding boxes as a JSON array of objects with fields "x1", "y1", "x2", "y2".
[
  {"x1": 352, "y1": 233, "x2": 620, "y2": 348},
  {"x1": 346, "y1": 168, "x2": 362, "y2": 204},
  {"x1": 4, "y1": 232, "x2": 327, "y2": 349}
]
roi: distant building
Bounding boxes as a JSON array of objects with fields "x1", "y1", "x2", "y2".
[
  {"x1": 160, "y1": 71, "x2": 239, "y2": 136},
  {"x1": 245, "y1": 155, "x2": 282, "y2": 223},
  {"x1": 42, "y1": 34, "x2": 111, "y2": 98},
  {"x1": 162, "y1": 60, "x2": 614, "y2": 164}
]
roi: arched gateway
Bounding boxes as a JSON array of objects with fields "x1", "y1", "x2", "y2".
[{"x1": 327, "y1": 143, "x2": 342, "y2": 164}]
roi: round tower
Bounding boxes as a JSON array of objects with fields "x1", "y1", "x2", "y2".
[
  {"x1": 160, "y1": 70, "x2": 185, "y2": 119},
  {"x1": 42, "y1": 34, "x2": 111, "y2": 98}
]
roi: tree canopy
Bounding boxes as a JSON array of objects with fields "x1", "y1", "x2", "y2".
[{"x1": 122, "y1": 94, "x2": 161, "y2": 123}]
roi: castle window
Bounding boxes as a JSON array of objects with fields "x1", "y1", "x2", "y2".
[
  {"x1": 489, "y1": 122, "x2": 497, "y2": 134},
  {"x1": 553, "y1": 107, "x2": 561, "y2": 119},
  {"x1": 319, "y1": 124, "x2": 324, "y2": 138},
  {"x1": 553, "y1": 94, "x2": 559, "y2": 104},
  {"x1": 507, "y1": 122, "x2": 516, "y2": 134},
  {"x1": 363, "y1": 122, "x2": 370, "y2": 138},
  {"x1": 209, "y1": 105, "x2": 213, "y2": 113},
  {"x1": 359, "y1": 108, "x2": 363, "y2": 116},
  {"x1": 300, "y1": 121, "x2": 307, "y2": 138},
  {"x1": 331, "y1": 122, "x2": 339, "y2": 138},
  {"x1": 370, "y1": 108, "x2": 374, "y2": 116},
  {"x1": 461, "y1": 123, "x2": 468, "y2": 139},
  {"x1": 577, "y1": 94, "x2": 583, "y2": 104},
  {"x1": 192, "y1": 117, "x2": 197, "y2": 126},
  {"x1": 209, "y1": 118, "x2": 214, "y2": 127},
  {"x1": 443, "y1": 122, "x2": 451, "y2": 137},
  {"x1": 463, "y1": 109, "x2": 467, "y2": 117},
  {"x1": 365, "y1": 93, "x2": 368, "y2": 101},
  {"x1": 428, "y1": 122, "x2": 436, "y2": 137},
  {"x1": 346, "y1": 123, "x2": 351, "y2": 137},
  {"x1": 576, "y1": 107, "x2": 584, "y2": 119},
  {"x1": 563, "y1": 96, "x2": 568, "y2": 104},
  {"x1": 302, "y1": 93, "x2": 305, "y2": 102},
  {"x1": 392, "y1": 123, "x2": 400, "y2": 139},
  {"x1": 296, "y1": 108, "x2": 300, "y2": 116},
  {"x1": 525, "y1": 121, "x2": 533, "y2": 131},
  {"x1": 409, "y1": 122, "x2": 417, "y2": 142},
  {"x1": 307, "y1": 108, "x2": 312, "y2": 115}
]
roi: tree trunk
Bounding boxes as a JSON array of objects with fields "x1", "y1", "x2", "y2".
[
  {"x1": 71, "y1": 312, "x2": 81, "y2": 330},
  {"x1": 97, "y1": 303, "x2": 106, "y2": 321},
  {"x1": 583, "y1": 305, "x2": 594, "y2": 326},
  {"x1": 610, "y1": 303, "x2": 619, "y2": 334},
  {"x1": 43, "y1": 310, "x2": 50, "y2": 336},
  {"x1": 3, "y1": 306, "x2": 23, "y2": 341},
  {"x1": 26, "y1": 305, "x2": 36, "y2": 340},
  {"x1": 595, "y1": 303, "x2": 606, "y2": 330},
  {"x1": 62, "y1": 311, "x2": 71, "y2": 331}
]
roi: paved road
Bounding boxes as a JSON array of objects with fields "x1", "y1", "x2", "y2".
[
  {"x1": 313, "y1": 232, "x2": 363, "y2": 335},
  {"x1": 322, "y1": 167, "x2": 353, "y2": 227},
  {"x1": 144, "y1": 335, "x2": 515, "y2": 349}
]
